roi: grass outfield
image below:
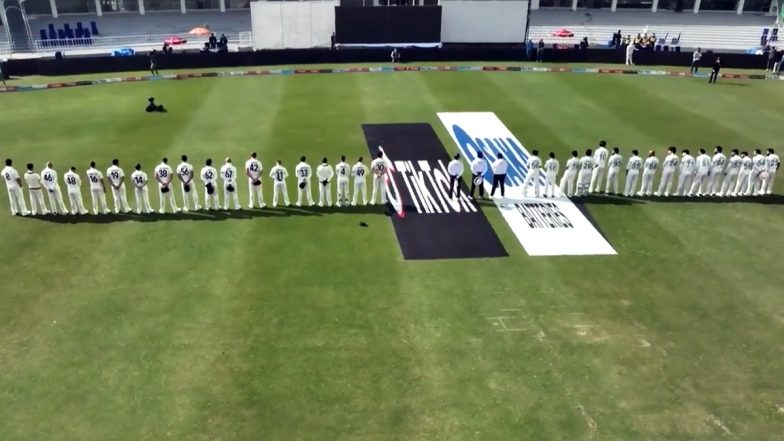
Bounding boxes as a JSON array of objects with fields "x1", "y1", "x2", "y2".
[{"x1": 1, "y1": 67, "x2": 784, "y2": 440}]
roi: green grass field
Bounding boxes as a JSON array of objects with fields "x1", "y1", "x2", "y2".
[{"x1": 1, "y1": 66, "x2": 784, "y2": 441}]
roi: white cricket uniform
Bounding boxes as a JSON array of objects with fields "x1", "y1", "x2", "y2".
[
  {"x1": 200, "y1": 166, "x2": 220, "y2": 209},
  {"x1": 690, "y1": 154, "x2": 711, "y2": 196},
  {"x1": 245, "y1": 158, "x2": 265, "y2": 208},
  {"x1": 41, "y1": 167, "x2": 68, "y2": 214},
  {"x1": 605, "y1": 154, "x2": 623, "y2": 194},
  {"x1": 107, "y1": 165, "x2": 132, "y2": 214},
  {"x1": 733, "y1": 156, "x2": 753, "y2": 196},
  {"x1": 638, "y1": 156, "x2": 659, "y2": 196},
  {"x1": 2, "y1": 166, "x2": 28, "y2": 215},
  {"x1": 589, "y1": 146, "x2": 609, "y2": 193},
  {"x1": 559, "y1": 157, "x2": 580, "y2": 197},
  {"x1": 316, "y1": 164, "x2": 334, "y2": 207},
  {"x1": 86, "y1": 167, "x2": 109, "y2": 214},
  {"x1": 370, "y1": 158, "x2": 388, "y2": 204},
  {"x1": 63, "y1": 171, "x2": 87, "y2": 214},
  {"x1": 747, "y1": 154, "x2": 767, "y2": 196},
  {"x1": 763, "y1": 153, "x2": 779, "y2": 195},
  {"x1": 269, "y1": 165, "x2": 290, "y2": 207},
  {"x1": 220, "y1": 163, "x2": 240, "y2": 210},
  {"x1": 154, "y1": 163, "x2": 179, "y2": 213},
  {"x1": 707, "y1": 153, "x2": 727, "y2": 195},
  {"x1": 624, "y1": 156, "x2": 643, "y2": 196},
  {"x1": 177, "y1": 162, "x2": 201, "y2": 211},
  {"x1": 656, "y1": 154, "x2": 678, "y2": 196},
  {"x1": 543, "y1": 158, "x2": 559, "y2": 198},
  {"x1": 720, "y1": 155, "x2": 741, "y2": 196},
  {"x1": 130, "y1": 170, "x2": 154, "y2": 214},
  {"x1": 577, "y1": 156, "x2": 594, "y2": 196},
  {"x1": 335, "y1": 161, "x2": 351, "y2": 206},
  {"x1": 294, "y1": 162, "x2": 314, "y2": 206},
  {"x1": 676, "y1": 154, "x2": 695, "y2": 196},
  {"x1": 25, "y1": 171, "x2": 49, "y2": 215},
  {"x1": 351, "y1": 162, "x2": 368, "y2": 205},
  {"x1": 522, "y1": 155, "x2": 542, "y2": 197}
]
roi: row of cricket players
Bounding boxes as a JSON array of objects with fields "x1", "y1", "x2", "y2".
[
  {"x1": 1, "y1": 153, "x2": 390, "y2": 216},
  {"x1": 524, "y1": 143, "x2": 779, "y2": 198}
]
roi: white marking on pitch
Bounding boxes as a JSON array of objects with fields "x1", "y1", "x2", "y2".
[
  {"x1": 638, "y1": 339, "x2": 652, "y2": 348},
  {"x1": 486, "y1": 316, "x2": 527, "y2": 332},
  {"x1": 707, "y1": 414, "x2": 731, "y2": 435},
  {"x1": 576, "y1": 403, "x2": 598, "y2": 437}
]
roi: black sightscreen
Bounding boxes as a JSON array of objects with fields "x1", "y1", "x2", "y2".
[{"x1": 335, "y1": 6, "x2": 442, "y2": 44}]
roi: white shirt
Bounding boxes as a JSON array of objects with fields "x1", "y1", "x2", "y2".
[
  {"x1": 220, "y1": 163, "x2": 238, "y2": 184},
  {"x1": 2, "y1": 166, "x2": 20, "y2": 189},
  {"x1": 335, "y1": 161, "x2": 351, "y2": 180},
  {"x1": 25, "y1": 171, "x2": 43, "y2": 190},
  {"x1": 491, "y1": 158, "x2": 508, "y2": 175},
  {"x1": 269, "y1": 164, "x2": 288, "y2": 183},
  {"x1": 527, "y1": 156, "x2": 542, "y2": 172},
  {"x1": 106, "y1": 165, "x2": 125, "y2": 187},
  {"x1": 447, "y1": 159, "x2": 464, "y2": 177},
  {"x1": 177, "y1": 162, "x2": 195, "y2": 184},
  {"x1": 544, "y1": 158, "x2": 559, "y2": 175},
  {"x1": 726, "y1": 155, "x2": 741, "y2": 174},
  {"x1": 752, "y1": 154, "x2": 767, "y2": 173},
  {"x1": 245, "y1": 158, "x2": 263, "y2": 180},
  {"x1": 643, "y1": 156, "x2": 659, "y2": 173},
  {"x1": 64, "y1": 170, "x2": 81, "y2": 192},
  {"x1": 200, "y1": 166, "x2": 218, "y2": 185},
  {"x1": 693, "y1": 50, "x2": 702, "y2": 62},
  {"x1": 131, "y1": 170, "x2": 148, "y2": 188},
  {"x1": 86, "y1": 167, "x2": 104, "y2": 190},
  {"x1": 626, "y1": 44, "x2": 636, "y2": 56},
  {"x1": 766, "y1": 153, "x2": 780, "y2": 173},
  {"x1": 352, "y1": 163, "x2": 368, "y2": 180},
  {"x1": 154, "y1": 163, "x2": 173, "y2": 187},
  {"x1": 740, "y1": 156, "x2": 753, "y2": 172},
  {"x1": 695, "y1": 154, "x2": 711, "y2": 174},
  {"x1": 680, "y1": 155, "x2": 695, "y2": 174},
  {"x1": 711, "y1": 153, "x2": 727, "y2": 173},
  {"x1": 317, "y1": 164, "x2": 334, "y2": 182},
  {"x1": 565, "y1": 157, "x2": 580, "y2": 174},
  {"x1": 295, "y1": 162, "x2": 312, "y2": 181},
  {"x1": 626, "y1": 156, "x2": 643, "y2": 173},
  {"x1": 370, "y1": 158, "x2": 387, "y2": 177},
  {"x1": 662, "y1": 153, "x2": 678, "y2": 172},
  {"x1": 579, "y1": 156, "x2": 594, "y2": 172},
  {"x1": 593, "y1": 147, "x2": 609, "y2": 168},
  {"x1": 607, "y1": 154, "x2": 623, "y2": 171},
  {"x1": 470, "y1": 157, "x2": 487, "y2": 175},
  {"x1": 41, "y1": 167, "x2": 58, "y2": 190}
]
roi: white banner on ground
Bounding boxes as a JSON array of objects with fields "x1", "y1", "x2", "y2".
[{"x1": 438, "y1": 112, "x2": 617, "y2": 256}]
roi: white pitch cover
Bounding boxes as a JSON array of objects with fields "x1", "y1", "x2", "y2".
[{"x1": 438, "y1": 112, "x2": 617, "y2": 256}]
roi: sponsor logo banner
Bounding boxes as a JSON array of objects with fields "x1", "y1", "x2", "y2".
[
  {"x1": 437, "y1": 112, "x2": 617, "y2": 256},
  {"x1": 362, "y1": 123, "x2": 507, "y2": 260}
]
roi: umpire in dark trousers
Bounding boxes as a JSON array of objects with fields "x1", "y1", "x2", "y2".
[
  {"x1": 490, "y1": 152, "x2": 508, "y2": 197},
  {"x1": 708, "y1": 57, "x2": 722, "y2": 83},
  {"x1": 447, "y1": 153, "x2": 464, "y2": 198}
]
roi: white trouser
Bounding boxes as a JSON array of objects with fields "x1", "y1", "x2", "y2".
[
  {"x1": 626, "y1": 53, "x2": 634, "y2": 65},
  {"x1": 707, "y1": 170, "x2": 723, "y2": 195},
  {"x1": 46, "y1": 185, "x2": 68, "y2": 214},
  {"x1": 272, "y1": 182, "x2": 289, "y2": 206},
  {"x1": 639, "y1": 171, "x2": 655, "y2": 195},
  {"x1": 6, "y1": 187, "x2": 27, "y2": 215},
  {"x1": 204, "y1": 184, "x2": 220, "y2": 209},
  {"x1": 559, "y1": 172, "x2": 577, "y2": 197},
  {"x1": 111, "y1": 184, "x2": 132, "y2": 213},
  {"x1": 296, "y1": 180, "x2": 314, "y2": 206},
  {"x1": 589, "y1": 167, "x2": 605, "y2": 193},
  {"x1": 733, "y1": 171, "x2": 750, "y2": 195},
  {"x1": 763, "y1": 171, "x2": 776, "y2": 194},
  {"x1": 352, "y1": 180, "x2": 367, "y2": 205},
  {"x1": 67, "y1": 190, "x2": 87, "y2": 214},
  {"x1": 134, "y1": 187, "x2": 153, "y2": 213},
  {"x1": 720, "y1": 172, "x2": 738, "y2": 196},
  {"x1": 522, "y1": 170, "x2": 541, "y2": 197},
  {"x1": 336, "y1": 178, "x2": 349, "y2": 206},
  {"x1": 544, "y1": 172, "x2": 558, "y2": 197},
  {"x1": 605, "y1": 169, "x2": 620, "y2": 194},
  {"x1": 371, "y1": 175, "x2": 387, "y2": 204},
  {"x1": 223, "y1": 183, "x2": 240, "y2": 210},
  {"x1": 676, "y1": 172, "x2": 693, "y2": 196},
  {"x1": 29, "y1": 188, "x2": 49, "y2": 215},
  {"x1": 690, "y1": 173, "x2": 708, "y2": 195},
  {"x1": 90, "y1": 188, "x2": 109, "y2": 214},
  {"x1": 248, "y1": 178, "x2": 264, "y2": 208},
  {"x1": 577, "y1": 171, "x2": 591, "y2": 195},
  {"x1": 657, "y1": 170, "x2": 675, "y2": 195},
  {"x1": 745, "y1": 172, "x2": 763, "y2": 196},
  {"x1": 158, "y1": 187, "x2": 179, "y2": 213},
  {"x1": 181, "y1": 183, "x2": 201, "y2": 211},
  {"x1": 624, "y1": 172, "x2": 639, "y2": 196},
  {"x1": 318, "y1": 180, "x2": 332, "y2": 206}
]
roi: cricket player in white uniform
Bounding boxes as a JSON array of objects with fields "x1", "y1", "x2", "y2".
[
  {"x1": 154, "y1": 158, "x2": 180, "y2": 214},
  {"x1": 316, "y1": 157, "x2": 334, "y2": 207},
  {"x1": 763, "y1": 148, "x2": 779, "y2": 195},
  {"x1": 106, "y1": 159, "x2": 132, "y2": 214},
  {"x1": 719, "y1": 149, "x2": 741, "y2": 197},
  {"x1": 690, "y1": 149, "x2": 711, "y2": 196},
  {"x1": 370, "y1": 151, "x2": 388, "y2": 204},
  {"x1": 559, "y1": 150, "x2": 580, "y2": 197},
  {"x1": 269, "y1": 160, "x2": 290, "y2": 207},
  {"x1": 577, "y1": 149, "x2": 594, "y2": 196},
  {"x1": 522, "y1": 149, "x2": 542, "y2": 197},
  {"x1": 747, "y1": 149, "x2": 767, "y2": 196},
  {"x1": 200, "y1": 159, "x2": 220, "y2": 210},
  {"x1": 130, "y1": 163, "x2": 154, "y2": 214},
  {"x1": 623, "y1": 150, "x2": 642, "y2": 197},
  {"x1": 63, "y1": 166, "x2": 88, "y2": 215},
  {"x1": 86, "y1": 161, "x2": 110, "y2": 215},
  {"x1": 41, "y1": 162, "x2": 68, "y2": 214},
  {"x1": 655, "y1": 147, "x2": 678, "y2": 197},
  {"x1": 220, "y1": 158, "x2": 241, "y2": 210},
  {"x1": 351, "y1": 157, "x2": 368, "y2": 206},
  {"x1": 177, "y1": 155, "x2": 201, "y2": 212},
  {"x1": 2, "y1": 159, "x2": 28, "y2": 215},
  {"x1": 335, "y1": 156, "x2": 351, "y2": 207},
  {"x1": 245, "y1": 152, "x2": 265, "y2": 208},
  {"x1": 676, "y1": 149, "x2": 695, "y2": 196},
  {"x1": 733, "y1": 152, "x2": 752, "y2": 196},
  {"x1": 24, "y1": 163, "x2": 49, "y2": 215},
  {"x1": 638, "y1": 151, "x2": 659, "y2": 196},
  {"x1": 294, "y1": 156, "x2": 315, "y2": 207},
  {"x1": 543, "y1": 152, "x2": 559, "y2": 198},
  {"x1": 589, "y1": 140, "x2": 609, "y2": 193},
  {"x1": 707, "y1": 146, "x2": 727, "y2": 196},
  {"x1": 605, "y1": 147, "x2": 623, "y2": 195}
]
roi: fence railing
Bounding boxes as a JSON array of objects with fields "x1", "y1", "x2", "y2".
[
  {"x1": 0, "y1": 41, "x2": 13, "y2": 55},
  {"x1": 30, "y1": 32, "x2": 252, "y2": 53}
]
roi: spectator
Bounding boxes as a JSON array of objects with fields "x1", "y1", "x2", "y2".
[
  {"x1": 768, "y1": 47, "x2": 777, "y2": 71},
  {"x1": 690, "y1": 48, "x2": 702, "y2": 74},
  {"x1": 390, "y1": 48, "x2": 400, "y2": 63},
  {"x1": 526, "y1": 39, "x2": 534, "y2": 60},
  {"x1": 537, "y1": 39, "x2": 545, "y2": 62},
  {"x1": 0, "y1": 59, "x2": 6, "y2": 87},
  {"x1": 209, "y1": 33, "x2": 217, "y2": 49},
  {"x1": 615, "y1": 30, "x2": 622, "y2": 48},
  {"x1": 149, "y1": 49, "x2": 159, "y2": 76},
  {"x1": 219, "y1": 33, "x2": 228, "y2": 50},
  {"x1": 634, "y1": 33, "x2": 642, "y2": 45},
  {"x1": 580, "y1": 37, "x2": 589, "y2": 50},
  {"x1": 331, "y1": 32, "x2": 336, "y2": 50}
]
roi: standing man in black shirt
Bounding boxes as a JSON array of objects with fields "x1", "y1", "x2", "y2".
[
  {"x1": 149, "y1": 50, "x2": 160, "y2": 76},
  {"x1": 708, "y1": 57, "x2": 722, "y2": 84}
]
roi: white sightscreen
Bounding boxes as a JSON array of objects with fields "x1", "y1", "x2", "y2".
[
  {"x1": 251, "y1": 1, "x2": 338, "y2": 50},
  {"x1": 441, "y1": 0, "x2": 529, "y2": 44}
]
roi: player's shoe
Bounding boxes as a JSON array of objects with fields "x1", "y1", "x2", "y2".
[
  {"x1": 295, "y1": 202, "x2": 301, "y2": 207},
  {"x1": 664, "y1": 192, "x2": 670, "y2": 197},
  {"x1": 318, "y1": 202, "x2": 323, "y2": 207},
  {"x1": 285, "y1": 202, "x2": 291, "y2": 207},
  {"x1": 182, "y1": 207, "x2": 189, "y2": 212},
  {"x1": 653, "y1": 192, "x2": 660, "y2": 197},
  {"x1": 351, "y1": 202, "x2": 356, "y2": 207}
]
